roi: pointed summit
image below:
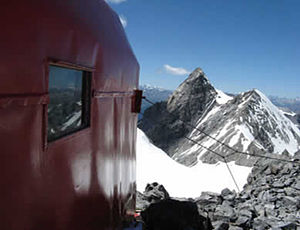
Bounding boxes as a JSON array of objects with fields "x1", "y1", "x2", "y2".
[
  {"x1": 167, "y1": 68, "x2": 217, "y2": 118},
  {"x1": 190, "y1": 67, "x2": 205, "y2": 77},
  {"x1": 191, "y1": 67, "x2": 206, "y2": 78},
  {"x1": 138, "y1": 68, "x2": 219, "y2": 156},
  {"x1": 194, "y1": 67, "x2": 204, "y2": 72},
  {"x1": 178, "y1": 67, "x2": 209, "y2": 86}
]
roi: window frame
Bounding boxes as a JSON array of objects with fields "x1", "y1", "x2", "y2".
[{"x1": 46, "y1": 60, "x2": 93, "y2": 144}]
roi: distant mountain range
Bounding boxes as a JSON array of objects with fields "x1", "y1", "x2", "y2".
[
  {"x1": 269, "y1": 96, "x2": 300, "y2": 113},
  {"x1": 139, "y1": 85, "x2": 173, "y2": 114},
  {"x1": 140, "y1": 85, "x2": 300, "y2": 114},
  {"x1": 138, "y1": 68, "x2": 300, "y2": 167}
]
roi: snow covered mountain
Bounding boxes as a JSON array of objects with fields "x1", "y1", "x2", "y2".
[
  {"x1": 140, "y1": 84, "x2": 173, "y2": 103},
  {"x1": 139, "y1": 84, "x2": 300, "y2": 129},
  {"x1": 138, "y1": 68, "x2": 300, "y2": 167}
]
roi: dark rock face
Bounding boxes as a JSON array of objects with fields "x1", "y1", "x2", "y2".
[
  {"x1": 138, "y1": 68, "x2": 217, "y2": 156},
  {"x1": 166, "y1": 68, "x2": 217, "y2": 121}
]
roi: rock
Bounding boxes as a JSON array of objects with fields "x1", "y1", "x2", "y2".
[
  {"x1": 143, "y1": 182, "x2": 170, "y2": 203},
  {"x1": 239, "y1": 192, "x2": 250, "y2": 201},
  {"x1": 281, "y1": 163, "x2": 292, "y2": 175},
  {"x1": 292, "y1": 181, "x2": 300, "y2": 190},
  {"x1": 222, "y1": 200, "x2": 235, "y2": 207},
  {"x1": 284, "y1": 187, "x2": 298, "y2": 197},
  {"x1": 198, "y1": 202, "x2": 219, "y2": 213},
  {"x1": 277, "y1": 188, "x2": 286, "y2": 193},
  {"x1": 294, "y1": 150, "x2": 300, "y2": 160},
  {"x1": 270, "y1": 163, "x2": 281, "y2": 175},
  {"x1": 221, "y1": 188, "x2": 232, "y2": 197},
  {"x1": 264, "y1": 216, "x2": 287, "y2": 229},
  {"x1": 235, "y1": 216, "x2": 250, "y2": 228},
  {"x1": 281, "y1": 196, "x2": 299, "y2": 209},
  {"x1": 238, "y1": 208, "x2": 252, "y2": 218},
  {"x1": 281, "y1": 149, "x2": 291, "y2": 158},
  {"x1": 212, "y1": 221, "x2": 229, "y2": 230},
  {"x1": 214, "y1": 203, "x2": 235, "y2": 222},
  {"x1": 284, "y1": 178, "x2": 295, "y2": 187},
  {"x1": 136, "y1": 191, "x2": 150, "y2": 210},
  {"x1": 265, "y1": 204, "x2": 277, "y2": 217},
  {"x1": 272, "y1": 180, "x2": 285, "y2": 188},
  {"x1": 258, "y1": 190, "x2": 277, "y2": 202},
  {"x1": 238, "y1": 201, "x2": 256, "y2": 213},
  {"x1": 196, "y1": 192, "x2": 222, "y2": 206},
  {"x1": 221, "y1": 188, "x2": 237, "y2": 201},
  {"x1": 252, "y1": 217, "x2": 270, "y2": 230},
  {"x1": 271, "y1": 222, "x2": 298, "y2": 229},
  {"x1": 228, "y1": 226, "x2": 243, "y2": 230},
  {"x1": 141, "y1": 199, "x2": 213, "y2": 230}
]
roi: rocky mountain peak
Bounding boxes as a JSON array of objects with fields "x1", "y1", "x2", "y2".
[
  {"x1": 167, "y1": 68, "x2": 217, "y2": 120},
  {"x1": 138, "y1": 68, "x2": 219, "y2": 155},
  {"x1": 139, "y1": 68, "x2": 300, "y2": 165},
  {"x1": 185, "y1": 67, "x2": 206, "y2": 82}
]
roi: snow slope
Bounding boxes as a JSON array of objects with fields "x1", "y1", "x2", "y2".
[
  {"x1": 173, "y1": 89, "x2": 300, "y2": 166},
  {"x1": 136, "y1": 129, "x2": 252, "y2": 198},
  {"x1": 215, "y1": 89, "x2": 233, "y2": 104}
]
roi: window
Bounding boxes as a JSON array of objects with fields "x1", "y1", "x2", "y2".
[{"x1": 47, "y1": 65, "x2": 91, "y2": 142}]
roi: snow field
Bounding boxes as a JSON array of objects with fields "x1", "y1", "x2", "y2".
[
  {"x1": 136, "y1": 129, "x2": 252, "y2": 198},
  {"x1": 215, "y1": 89, "x2": 233, "y2": 105}
]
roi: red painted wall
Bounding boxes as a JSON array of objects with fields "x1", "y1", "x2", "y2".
[{"x1": 0, "y1": 0, "x2": 139, "y2": 229}]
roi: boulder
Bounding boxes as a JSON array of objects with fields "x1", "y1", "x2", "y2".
[
  {"x1": 141, "y1": 199, "x2": 213, "y2": 230},
  {"x1": 143, "y1": 182, "x2": 170, "y2": 203},
  {"x1": 213, "y1": 203, "x2": 235, "y2": 222},
  {"x1": 221, "y1": 188, "x2": 237, "y2": 201}
]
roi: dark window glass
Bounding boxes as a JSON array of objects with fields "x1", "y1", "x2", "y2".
[{"x1": 48, "y1": 65, "x2": 91, "y2": 142}]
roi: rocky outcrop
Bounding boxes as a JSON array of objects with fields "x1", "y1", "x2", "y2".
[
  {"x1": 136, "y1": 182, "x2": 170, "y2": 210},
  {"x1": 138, "y1": 183, "x2": 213, "y2": 230},
  {"x1": 137, "y1": 159, "x2": 300, "y2": 229}
]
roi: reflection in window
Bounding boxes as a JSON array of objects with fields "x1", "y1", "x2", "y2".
[{"x1": 48, "y1": 65, "x2": 91, "y2": 142}]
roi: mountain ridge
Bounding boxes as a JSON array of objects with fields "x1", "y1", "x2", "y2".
[{"x1": 138, "y1": 68, "x2": 300, "y2": 167}]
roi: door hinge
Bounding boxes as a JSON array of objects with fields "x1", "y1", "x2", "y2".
[{"x1": 131, "y1": 90, "x2": 143, "y2": 113}]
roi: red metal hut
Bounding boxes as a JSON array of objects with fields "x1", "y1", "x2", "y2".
[{"x1": 0, "y1": 0, "x2": 140, "y2": 229}]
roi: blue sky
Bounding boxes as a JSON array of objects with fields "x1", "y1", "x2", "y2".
[{"x1": 106, "y1": 0, "x2": 300, "y2": 98}]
